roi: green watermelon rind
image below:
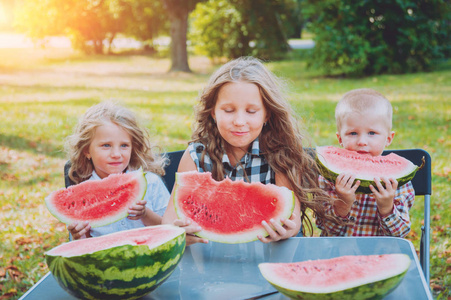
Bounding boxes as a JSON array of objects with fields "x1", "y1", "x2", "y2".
[
  {"x1": 173, "y1": 171, "x2": 295, "y2": 244},
  {"x1": 45, "y1": 169, "x2": 147, "y2": 228},
  {"x1": 259, "y1": 254, "x2": 411, "y2": 300},
  {"x1": 267, "y1": 271, "x2": 408, "y2": 300},
  {"x1": 316, "y1": 147, "x2": 419, "y2": 194},
  {"x1": 45, "y1": 225, "x2": 186, "y2": 300}
]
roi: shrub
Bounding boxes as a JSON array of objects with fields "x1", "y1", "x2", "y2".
[{"x1": 303, "y1": 0, "x2": 451, "y2": 76}]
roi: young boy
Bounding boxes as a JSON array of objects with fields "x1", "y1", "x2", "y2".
[{"x1": 316, "y1": 88, "x2": 415, "y2": 237}]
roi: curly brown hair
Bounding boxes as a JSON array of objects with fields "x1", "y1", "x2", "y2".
[
  {"x1": 191, "y1": 57, "x2": 336, "y2": 236},
  {"x1": 65, "y1": 101, "x2": 167, "y2": 184}
]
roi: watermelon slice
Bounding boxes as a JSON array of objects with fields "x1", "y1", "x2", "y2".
[
  {"x1": 46, "y1": 225, "x2": 186, "y2": 300},
  {"x1": 259, "y1": 254, "x2": 410, "y2": 299},
  {"x1": 316, "y1": 146, "x2": 420, "y2": 193},
  {"x1": 173, "y1": 171, "x2": 295, "y2": 244},
  {"x1": 45, "y1": 169, "x2": 147, "y2": 227}
]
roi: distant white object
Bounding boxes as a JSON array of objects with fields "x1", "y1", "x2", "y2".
[
  {"x1": 288, "y1": 39, "x2": 315, "y2": 49},
  {"x1": 0, "y1": 33, "x2": 315, "y2": 50}
]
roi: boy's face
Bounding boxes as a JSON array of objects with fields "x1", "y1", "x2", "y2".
[{"x1": 336, "y1": 111, "x2": 394, "y2": 156}]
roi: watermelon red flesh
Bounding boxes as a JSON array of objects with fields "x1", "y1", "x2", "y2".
[
  {"x1": 174, "y1": 171, "x2": 295, "y2": 244},
  {"x1": 45, "y1": 169, "x2": 147, "y2": 227},
  {"x1": 45, "y1": 225, "x2": 186, "y2": 300},
  {"x1": 317, "y1": 146, "x2": 418, "y2": 194},
  {"x1": 259, "y1": 254, "x2": 410, "y2": 299}
]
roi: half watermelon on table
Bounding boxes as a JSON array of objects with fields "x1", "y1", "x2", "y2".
[
  {"x1": 173, "y1": 171, "x2": 295, "y2": 243},
  {"x1": 259, "y1": 254, "x2": 411, "y2": 299},
  {"x1": 316, "y1": 146, "x2": 421, "y2": 193},
  {"x1": 45, "y1": 225, "x2": 186, "y2": 300}
]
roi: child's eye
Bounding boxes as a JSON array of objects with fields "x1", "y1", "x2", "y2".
[
  {"x1": 121, "y1": 144, "x2": 130, "y2": 148},
  {"x1": 247, "y1": 110, "x2": 257, "y2": 114},
  {"x1": 368, "y1": 131, "x2": 376, "y2": 136},
  {"x1": 349, "y1": 132, "x2": 357, "y2": 136},
  {"x1": 102, "y1": 143, "x2": 111, "y2": 148}
]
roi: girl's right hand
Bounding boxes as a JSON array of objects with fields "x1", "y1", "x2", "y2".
[
  {"x1": 67, "y1": 221, "x2": 91, "y2": 240},
  {"x1": 172, "y1": 219, "x2": 208, "y2": 246}
]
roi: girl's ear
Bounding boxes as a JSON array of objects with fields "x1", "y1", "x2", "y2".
[
  {"x1": 386, "y1": 131, "x2": 395, "y2": 147},
  {"x1": 84, "y1": 149, "x2": 91, "y2": 160},
  {"x1": 264, "y1": 111, "x2": 271, "y2": 124},
  {"x1": 211, "y1": 111, "x2": 216, "y2": 123}
]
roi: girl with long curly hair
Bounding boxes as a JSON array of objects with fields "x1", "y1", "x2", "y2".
[{"x1": 162, "y1": 57, "x2": 335, "y2": 245}]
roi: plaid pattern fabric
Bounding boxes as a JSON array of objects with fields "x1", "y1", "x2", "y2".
[
  {"x1": 316, "y1": 175, "x2": 415, "y2": 237},
  {"x1": 188, "y1": 138, "x2": 275, "y2": 184}
]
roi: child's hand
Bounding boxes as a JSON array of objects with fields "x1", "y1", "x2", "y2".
[
  {"x1": 172, "y1": 219, "x2": 209, "y2": 246},
  {"x1": 127, "y1": 200, "x2": 148, "y2": 220},
  {"x1": 370, "y1": 177, "x2": 397, "y2": 217},
  {"x1": 334, "y1": 173, "x2": 359, "y2": 217},
  {"x1": 67, "y1": 221, "x2": 91, "y2": 240},
  {"x1": 258, "y1": 213, "x2": 298, "y2": 243}
]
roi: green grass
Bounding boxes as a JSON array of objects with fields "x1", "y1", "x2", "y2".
[{"x1": 0, "y1": 47, "x2": 450, "y2": 299}]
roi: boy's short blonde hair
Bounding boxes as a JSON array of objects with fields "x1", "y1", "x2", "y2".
[{"x1": 335, "y1": 88, "x2": 393, "y2": 131}]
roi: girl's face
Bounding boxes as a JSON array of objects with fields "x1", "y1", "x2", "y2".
[
  {"x1": 336, "y1": 111, "x2": 394, "y2": 157},
  {"x1": 212, "y1": 81, "x2": 268, "y2": 162},
  {"x1": 85, "y1": 121, "x2": 132, "y2": 179}
]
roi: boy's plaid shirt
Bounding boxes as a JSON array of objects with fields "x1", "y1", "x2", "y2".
[{"x1": 316, "y1": 175, "x2": 415, "y2": 237}]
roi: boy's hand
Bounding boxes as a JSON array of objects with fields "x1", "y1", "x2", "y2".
[
  {"x1": 334, "y1": 173, "x2": 360, "y2": 217},
  {"x1": 127, "y1": 200, "x2": 147, "y2": 220},
  {"x1": 68, "y1": 221, "x2": 91, "y2": 240},
  {"x1": 370, "y1": 177, "x2": 397, "y2": 217}
]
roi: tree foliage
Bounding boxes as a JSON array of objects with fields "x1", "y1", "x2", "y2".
[
  {"x1": 14, "y1": 0, "x2": 168, "y2": 54},
  {"x1": 190, "y1": 0, "x2": 302, "y2": 60},
  {"x1": 303, "y1": 0, "x2": 451, "y2": 76}
]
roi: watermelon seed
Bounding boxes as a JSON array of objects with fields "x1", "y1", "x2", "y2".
[{"x1": 303, "y1": 267, "x2": 309, "y2": 273}]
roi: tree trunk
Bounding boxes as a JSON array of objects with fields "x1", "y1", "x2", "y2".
[
  {"x1": 168, "y1": 10, "x2": 191, "y2": 72},
  {"x1": 163, "y1": 0, "x2": 202, "y2": 73}
]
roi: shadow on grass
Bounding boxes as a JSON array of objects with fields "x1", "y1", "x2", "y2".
[{"x1": 0, "y1": 133, "x2": 65, "y2": 158}]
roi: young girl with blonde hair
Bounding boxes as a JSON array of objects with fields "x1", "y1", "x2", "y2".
[
  {"x1": 65, "y1": 101, "x2": 170, "y2": 239},
  {"x1": 162, "y1": 56, "x2": 334, "y2": 245}
]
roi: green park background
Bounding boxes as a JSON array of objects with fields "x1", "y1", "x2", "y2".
[{"x1": 0, "y1": 0, "x2": 450, "y2": 299}]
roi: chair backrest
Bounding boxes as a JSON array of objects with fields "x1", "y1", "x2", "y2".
[
  {"x1": 383, "y1": 148, "x2": 431, "y2": 285},
  {"x1": 382, "y1": 149, "x2": 431, "y2": 196},
  {"x1": 162, "y1": 150, "x2": 185, "y2": 191}
]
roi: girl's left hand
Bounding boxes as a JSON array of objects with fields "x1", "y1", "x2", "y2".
[
  {"x1": 257, "y1": 213, "x2": 298, "y2": 243},
  {"x1": 127, "y1": 200, "x2": 147, "y2": 220}
]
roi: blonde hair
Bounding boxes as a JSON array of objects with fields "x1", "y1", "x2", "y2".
[
  {"x1": 335, "y1": 88, "x2": 393, "y2": 131},
  {"x1": 65, "y1": 101, "x2": 167, "y2": 184},
  {"x1": 192, "y1": 56, "x2": 335, "y2": 236}
]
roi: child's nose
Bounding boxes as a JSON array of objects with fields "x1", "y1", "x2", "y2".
[
  {"x1": 111, "y1": 147, "x2": 121, "y2": 157},
  {"x1": 357, "y1": 136, "x2": 367, "y2": 146},
  {"x1": 233, "y1": 112, "x2": 245, "y2": 126}
]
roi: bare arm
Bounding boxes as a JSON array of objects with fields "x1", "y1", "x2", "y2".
[{"x1": 162, "y1": 149, "x2": 208, "y2": 245}]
